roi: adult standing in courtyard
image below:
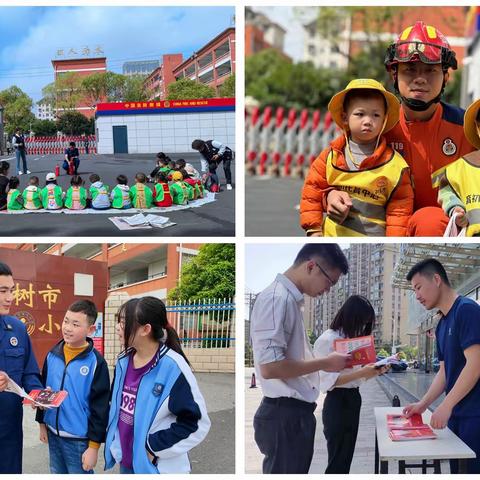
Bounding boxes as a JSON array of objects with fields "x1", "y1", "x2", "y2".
[
  {"x1": 12, "y1": 129, "x2": 30, "y2": 175},
  {"x1": 0, "y1": 261, "x2": 42, "y2": 474},
  {"x1": 250, "y1": 244, "x2": 350, "y2": 474}
]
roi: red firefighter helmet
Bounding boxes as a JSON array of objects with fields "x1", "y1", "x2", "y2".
[{"x1": 385, "y1": 21, "x2": 457, "y2": 71}]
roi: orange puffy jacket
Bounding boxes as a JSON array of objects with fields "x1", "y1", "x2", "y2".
[{"x1": 300, "y1": 134, "x2": 414, "y2": 236}]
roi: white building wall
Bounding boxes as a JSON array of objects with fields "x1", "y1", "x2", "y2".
[{"x1": 96, "y1": 110, "x2": 235, "y2": 154}]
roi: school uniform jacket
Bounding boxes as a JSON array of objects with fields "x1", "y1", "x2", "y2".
[
  {"x1": 104, "y1": 344, "x2": 211, "y2": 474},
  {"x1": 36, "y1": 338, "x2": 110, "y2": 443}
]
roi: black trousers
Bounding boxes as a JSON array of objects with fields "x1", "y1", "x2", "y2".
[
  {"x1": 254, "y1": 396, "x2": 316, "y2": 474},
  {"x1": 219, "y1": 150, "x2": 233, "y2": 184},
  {"x1": 322, "y1": 387, "x2": 361, "y2": 474}
]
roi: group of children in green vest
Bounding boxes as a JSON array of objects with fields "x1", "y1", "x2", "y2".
[{"x1": 6, "y1": 164, "x2": 205, "y2": 212}]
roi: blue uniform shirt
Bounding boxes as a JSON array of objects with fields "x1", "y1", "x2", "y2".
[
  {"x1": 436, "y1": 296, "x2": 480, "y2": 418},
  {"x1": 0, "y1": 314, "x2": 42, "y2": 473}
]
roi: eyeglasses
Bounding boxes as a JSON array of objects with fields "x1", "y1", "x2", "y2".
[{"x1": 314, "y1": 261, "x2": 336, "y2": 287}]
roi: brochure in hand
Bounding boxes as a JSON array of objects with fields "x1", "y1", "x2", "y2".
[
  {"x1": 387, "y1": 413, "x2": 437, "y2": 441},
  {"x1": 23, "y1": 389, "x2": 68, "y2": 408},
  {"x1": 334, "y1": 335, "x2": 376, "y2": 367}
]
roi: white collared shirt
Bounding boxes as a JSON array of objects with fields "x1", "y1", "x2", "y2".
[
  {"x1": 313, "y1": 329, "x2": 363, "y2": 393},
  {"x1": 250, "y1": 273, "x2": 320, "y2": 403}
]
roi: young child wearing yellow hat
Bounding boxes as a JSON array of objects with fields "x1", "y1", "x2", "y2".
[
  {"x1": 300, "y1": 78, "x2": 414, "y2": 237},
  {"x1": 438, "y1": 99, "x2": 480, "y2": 236}
]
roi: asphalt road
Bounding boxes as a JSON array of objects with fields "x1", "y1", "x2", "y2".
[
  {"x1": 245, "y1": 175, "x2": 305, "y2": 236},
  {"x1": 21, "y1": 372, "x2": 235, "y2": 474},
  {"x1": 0, "y1": 153, "x2": 235, "y2": 237}
]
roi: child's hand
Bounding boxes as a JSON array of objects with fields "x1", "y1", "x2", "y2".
[
  {"x1": 81, "y1": 446, "x2": 98, "y2": 472},
  {"x1": 39, "y1": 423, "x2": 48, "y2": 444},
  {"x1": 452, "y1": 207, "x2": 468, "y2": 228},
  {"x1": 326, "y1": 190, "x2": 352, "y2": 224},
  {"x1": 0, "y1": 371, "x2": 9, "y2": 391}
]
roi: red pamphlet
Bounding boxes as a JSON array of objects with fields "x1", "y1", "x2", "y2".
[
  {"x1": 334, "y1": 335, "x2": 376, "y2": 367},
  {"x1": 387, "y1": 413, "x2": 437, "y2": 441},
  {"x1": 23, "y1": 389, "x2": 68, "y2": 408}
]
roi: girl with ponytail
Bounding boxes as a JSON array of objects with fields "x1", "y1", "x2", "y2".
[{"x1": 104, "y1": 297, "x2": 211, "y2": 474}]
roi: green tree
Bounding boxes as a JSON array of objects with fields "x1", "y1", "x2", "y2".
[
  {"x1": 31, "y1": 119, "x2": 57, "y2": 136},
  {"x1": 0, "y1": 86, "x2": 35, "y2": 135},
  {"x1": 166, "y1": 78, "x2": 216, "y2": 100},
  {"x1": 218, "y1": 74, "x2": 235, "y2": 97},
  {"x1": 43, "y1": 72, "x2": 84, "y2": 113},
  {"x1": 122, "y1": 75, "x2": 149, "y2": 102},
  {"x1": 377, "y1": 348, "x2": 389, "y2": 357},
  {"x1": 168, "y1": 244, "x2": 235, "y2": 301},
  {"x1": 56, "y1": 111, "x2": 93, "y2": 135}
]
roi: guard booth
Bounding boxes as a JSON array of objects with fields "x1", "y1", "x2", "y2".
[{"x1": 0, "y1": 248, "x2": 108, "y2": 366}]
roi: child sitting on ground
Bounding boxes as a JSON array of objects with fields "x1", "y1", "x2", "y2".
[
  {"x1": 176, "y1": 158, "x2": 201, "y2": 180},
  {"x1": 110, "y1": 174, "x2": 132, "y2": 209},
  {"x1": 178, "y1": 168, "x2": 196, "y2": 200},
  {"x1": 130, "y1": 172, "x2": 153, "y2": 208},
  {"x1": 154, "y1": 172, "x2": 173, "y2": 207},
  {"x1": 7, "y1": 177, "x2": 23, "y2": 210},
  {"x1": 23, "y1": 176, "x2": 42, "y2": 210},
  {"x1": 0, "y1": 161, "x2": 10, "y2": 211},
  {"x1": 438, "y1": 98, "x2": 480, "y2": 236},
  {"x1": 170, "y1": 171, "x2": 189, "y2": 205},
  {"x1": 89, "y1": 174, "x2": 110, "y2": 210},
  {"x1": 65, "y1": 175, "x2": 87, "y2": 210},
  {"x1": 149, "y1": 152, "x2": 168, "y2": 181},
  {"x1": 41, "y1": 173, "x2": 63, "y2": 210},
  {"x1": 300, "y1": 79, "x2": 414, "y2": 237}
]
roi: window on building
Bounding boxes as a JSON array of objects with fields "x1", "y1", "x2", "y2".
[
  {"x1": 216, "y1": 61, "x2": 231, "y2": 78},
  {"x1": 214, "y1": 41, "x2": 230, "y2": 59},
  {"x1": 185, "y1": 64, "x2": 196, "y2": 77},
  {"x1": 198, "y1": 52, "x2": 213, "y2": 69},
  {"x1": 199, "y1": 69, "x2": 214, "y2": 84}
]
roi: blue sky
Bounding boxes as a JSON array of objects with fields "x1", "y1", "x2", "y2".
[{"x1": 0, "y1": 6, "x2": 235, "y2": 102}]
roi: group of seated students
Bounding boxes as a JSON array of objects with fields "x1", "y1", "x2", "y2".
[{"x1": 6, "y1": 158, "x2": 206, "y2": 211}]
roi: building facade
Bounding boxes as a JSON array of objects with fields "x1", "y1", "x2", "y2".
[
  {"x1": 51, "y1": 57, "x2": 107, "y2": 118},
  {"x1": 34, "y1": 102, "x2": 56, "y2": 121},
  {"x1": 122, "y1": 59, "x2": 160, "y2": 77},
  {"x1": 172, "y1": 28, "x2": 236, "y2": 93},
  {"x1": 144, "y1": 54, "x2": 184, "y2": 100}
]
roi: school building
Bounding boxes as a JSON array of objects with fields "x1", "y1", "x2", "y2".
[
  {"x1": 94, "y1": 97, "x2": 235, "y2": 154},
  {"x1": 1, "y1": 244, "x2": 235, "y2": 373},
  {"x1": 392, "y1": 243, "x2": 480, "y2": 372}
]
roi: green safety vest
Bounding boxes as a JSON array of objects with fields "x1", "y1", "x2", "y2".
[
  {"x1": 170, "y1": 181, "x2": 189, "y2": 205},
  {"x1": 41, "y1": 185, "x2": 63, "y2": 209},
  {"x1": 22, "y1": 186, "x2": 42, "y2": 210},
  {"x1": 131, "y1": 183, "x2": 153, "y2": 208},
  {"x1": 111, "y1": 185, "x2": 132, "y2": 209},
  {"x1": 7, "y1": 189, "x2": 23, "y2": 210},
  {"x1": 65, "y1": 186, "x2": 87, "y2": 209}
]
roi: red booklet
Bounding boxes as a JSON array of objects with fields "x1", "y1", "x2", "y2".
[
  {"x1": 389, "y1": 428, "x2": 437, "y2": 441},
  {"x1": 387, "y1": 413, "x2": 437, "y2": 441},
  {"x1": 24, "y1": 389, "x2": 68, "y2": 408},
  {"x1": 334, "y1": 335, "x2": 376, "y2": 367}
]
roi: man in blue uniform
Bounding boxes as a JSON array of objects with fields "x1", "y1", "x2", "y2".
[
  {"x1": 0, "y1": 261, "x2": 42, "y2": 473},
  {"x1": 404, "y1": 259, "x2": 480, "y2": 473}
]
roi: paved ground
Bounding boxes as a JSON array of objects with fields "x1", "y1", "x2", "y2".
[
  {"x1": 245, "y1": 175, "x2": 304, "y2": 236},
  {"x1": 245, "y1": 367, "x2": 451, "y2": 474},
  {"x1": 0, "y1": 153, "x2": 235, "y2": 237},
  {"x1": 22, "y1": 372, "x2": 234, "y2": 474}
]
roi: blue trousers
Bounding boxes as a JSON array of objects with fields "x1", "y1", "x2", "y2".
[
  {"x1": 47, "y1": 430, "x2": 94, "y2": 474},
  {"x1": 15, "y1": 149, "x2": 28, "y2": 173},
  {"x1": 448, "y1": 415, "x2": 480, "y2": 473}
]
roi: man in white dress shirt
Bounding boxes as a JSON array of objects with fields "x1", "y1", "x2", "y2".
[{"x1": 250, "y1": 244, "x2": 350, "y2": 474}]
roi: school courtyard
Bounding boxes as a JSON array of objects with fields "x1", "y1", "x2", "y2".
[
  {"x1": 245, "y1": 367, "x2": 450, "y2": 475},
  {"x1": 0, "y1": 152, "x2": 235, "y2": 236},
  {"x1": 22, "y1": 371, "x2": 234, "y2": 474}
]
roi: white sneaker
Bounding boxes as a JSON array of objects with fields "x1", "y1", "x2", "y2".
[
  {"x1": 26, "y1": 170, "x2": 31, "y2": 174},
  {"x1": 18, "y1": 171, "x2": 23, "y2": 175},
  {"x1": 226, "y1": 184, "x2": 233, "y2": 190}
]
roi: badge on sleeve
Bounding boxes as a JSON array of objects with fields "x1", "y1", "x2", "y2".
[
  {"x1": 152, "y1": 383, "x2": 164, "y2": 396},
  {"x1": 9, "y1": 336, "x2": 18, "y2": 347}
]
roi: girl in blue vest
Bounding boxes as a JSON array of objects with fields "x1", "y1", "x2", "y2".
[{"x1": 105, "y1": 297, "x2": 210, "y2": 474}]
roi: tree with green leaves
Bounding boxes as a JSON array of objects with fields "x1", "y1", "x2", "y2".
[
  {"x1": 31, "y1": 119, "x2": 57, "y2": 136},
  {"x1": 0, "y1": 86, "x2": 35, "y2": 135},
  {"x1": 56, "y1": 111, "x2": 93, "y2": 135},
  {"x1": 218, "y1": 74, "x2": 235, "y2": 97},
  {"x1": 166, "y1": 78, "x2": 216, "y2": 100},
  {"x1": 122, "y1": 75, "x2": 149, "y2": 102},
  {"x1": 42, "y1": 72, "x2": 84, "y2": 113},
  {"x1": 168, "y1": 244, "x2": 235, "y2": 301}
]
